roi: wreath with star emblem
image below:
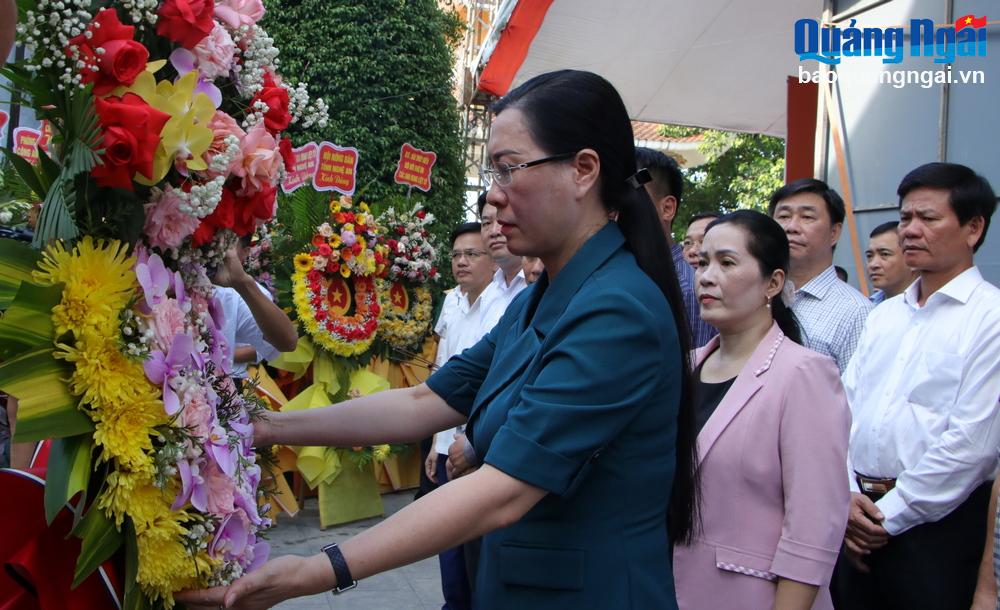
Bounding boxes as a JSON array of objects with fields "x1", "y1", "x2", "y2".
[
  {"x1": 374, "y1": 203, "x2": 441, "y2": 354},
  {"x1": 291, "y1": 196, "x2": 391, "y2": 357}
]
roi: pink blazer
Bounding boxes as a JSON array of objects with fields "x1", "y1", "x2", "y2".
[{"x1": 673, "y1": 323, "x2": 851, "y2": 610}]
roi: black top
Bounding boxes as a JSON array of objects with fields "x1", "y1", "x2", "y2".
[{"x1": 693, "y1": 360, "x2": 737, "y2": 434}]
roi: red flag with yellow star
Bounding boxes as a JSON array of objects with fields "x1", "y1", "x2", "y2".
[{"x1": 955, "y1": 14, "x2": 988, "y2": 31}]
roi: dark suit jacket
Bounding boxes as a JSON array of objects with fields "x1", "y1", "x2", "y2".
[{"x1": 427, "y1": 222, "x2": 683, "y2": 609}]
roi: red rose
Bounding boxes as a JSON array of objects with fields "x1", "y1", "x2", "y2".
[
  {"x1": 330, "y1": 262, "x2": 340, "y2": 272},
  {"x1": 156, "y1": 0, "x2": 215, "y2": 48},
  {"x1": 317, "y1": 244, "x2": 332, "y2": 257},
  {"x1": 395, "y1": 226, "x2": 405, "y2": 235},
  {"x1": 352, "y1": 242, "x2": 362, "y2": 255},
  {"x1": 387, "y1": 239, "x2": 398, "y2": 250},
  {"x1": 192, "y1": 186, "x2": 238, "y2": 246},
  {"x1": 307, "y1": 270, "x2": 322, "y2": 283},
  {"x1": 416, "y1": 210, "x2": 426, "y2": 219},
  {"x1": 278, "y1": 137, "x2": 295, "y2": 172},
  {"x1": 233, "y1": 183, "x2": 277, "y2": 236},
  {"x1": 91, "y1": 93, "x2": 169, "y2": 190},
  {"x1": 68, "y1": 9, "x2": 149, "y2": 95},
  {"x1": 251, "y1": 73, "x2": 291, "y2": 133}
]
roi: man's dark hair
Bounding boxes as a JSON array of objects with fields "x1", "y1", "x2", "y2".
[
  {"x1": 450, "y1": 222, "x2": 482, "y2": 247},
  {"x1": 869, "y1": 220, "x2": 899, "y2": 239},
  {"x1": 686, "y1": 211, "x2": 721, "y2": 230},
  {"x1": 476, "y1": 192, "x2": 488, "y2": 217},
  {"x1": 897, "y1": 162, "x2": 997, "y2": 252},
  {"x1": 768, "y1": 178, "x2": 846, "y2": 226},
  {"x1": 834, "y1": 265, "x2": 848, "y2": 282},
  {"x1": 635, "y1": 147, "x2": 683, "y2": 204}
]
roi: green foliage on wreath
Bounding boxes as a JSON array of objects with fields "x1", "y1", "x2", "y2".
[{"x1": 262, "y1": 0, "x2": 466, "y2": 264}]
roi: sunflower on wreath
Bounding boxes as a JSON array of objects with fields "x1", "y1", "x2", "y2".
[
  {"x1": 375, "y1": 203, "x2": 441, "y2": 355},
  {"x1": 291, "y1": 196, "x2": 391, "y2": 357}
]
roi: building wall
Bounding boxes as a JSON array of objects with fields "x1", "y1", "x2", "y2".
[{"x1": 820, "y1": 0, "x2": 999, "y2": 289}]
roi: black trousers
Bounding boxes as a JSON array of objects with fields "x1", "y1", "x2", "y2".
[{"x1": 832, "y1": 481, "x2": 992, "y2": 610}]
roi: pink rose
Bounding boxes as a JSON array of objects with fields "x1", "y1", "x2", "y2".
[
  {"x1": 214, "y1": 0, "x2": 264, "y2": 30},
  {"x1": 192, "y1": 23, "x2": 235, "y2": 79},
  {"x1": 202, "y1": 459, "x2": 236, "y2": 515},
  {"x1": 150, "y1": 299, "x2": 188, "y2": 350},
  {"x1": 144, "y1": 186, "x2": 201, "y2": 249},
  {"x1": 239, "y1": 124, "x2": 282, "y2": 193},
  {"x1": 204, "y1": 110, "x2": 245, "y2": 178}
]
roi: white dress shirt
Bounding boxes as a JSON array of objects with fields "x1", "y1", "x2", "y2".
[
  {"x1": 432, "y1": 285, "x2": 492, "y2": 455},
  {"x1": 842, "y1": 266, "x2": 1000, "y2": 535},
  {"x1": 214, "y1": 283, "x2": 280, "y2": 378},
  {"x1": 479, "y1": 267, "x2": 528, "y2": 333},
  {"x1": 793, "y1": 265, "x2": 873, "y2": 372}
]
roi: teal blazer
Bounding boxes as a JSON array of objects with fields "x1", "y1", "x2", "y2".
[{"x1": 426, "y1": 223, "x2": 683, "y2": 609}]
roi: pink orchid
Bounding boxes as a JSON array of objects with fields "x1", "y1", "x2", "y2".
[{"x1": 143, "y1": 332, "x2": 196, "y2": 415}]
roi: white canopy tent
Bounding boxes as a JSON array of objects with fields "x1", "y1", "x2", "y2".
[{"x1": 475, "y1": 0, "x2": 821, "y2": 137}]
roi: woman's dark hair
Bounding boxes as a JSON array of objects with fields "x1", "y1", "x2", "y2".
[
  {"x1": 706, "y1": 210, "x2": 802, "y2": 344},
  {"x1": 493, "y1": 69, "x2": 698, "y2": 544}
]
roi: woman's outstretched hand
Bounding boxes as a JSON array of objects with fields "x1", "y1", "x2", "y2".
[{"x1": 175, "y1": 554, "x2": 327, "y2": 609}]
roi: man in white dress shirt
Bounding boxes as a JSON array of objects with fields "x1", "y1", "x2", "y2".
[
  {"x1": 833, "y1": 163, "x2": 1000, "y2": 610},
  {"x1": 770, "y1": 178, "x2": 872, "y2": 371},
  {"x1": 424, "y1": 221, "x2": 495, "y2": 610}
]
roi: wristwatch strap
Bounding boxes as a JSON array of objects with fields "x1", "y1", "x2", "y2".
[{"x1": 322, "y1": 543, "x2": 358, "y2": 593}]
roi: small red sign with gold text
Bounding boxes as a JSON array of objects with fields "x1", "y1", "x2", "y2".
[
  {"x1": 282, "y1": 142, "x2": 319, "y2": 194},
  {"x1": 313, "y1": 142, "x2": 359, "y2": 195},
  {"x1": 393, "y1": 143, "x2": 436, "y2": 192}
]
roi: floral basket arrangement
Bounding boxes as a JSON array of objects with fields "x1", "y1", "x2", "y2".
[
  {"x1": 374, "y1": 201, "x2": 440, "y2": 357},
  {"x1": 0, "y1": 0, "x2": 328, "y2": 605}
]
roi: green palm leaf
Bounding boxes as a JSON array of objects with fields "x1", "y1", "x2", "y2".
[
  {"x1": 0, "y1": 348, "x2": 91, "y2": 441},
  {"x1": 0, "y1": 281, "x2": 62, "y2": 358},
  {"x1": 0, "y1": 238, "x2": 41, "y2": 309}
]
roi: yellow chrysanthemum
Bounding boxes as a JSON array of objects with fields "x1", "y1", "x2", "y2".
[
  {"x1": 294, "y1": 253, "x2": 313, "y2": 272},
  {"x1": 99, "y1": 466, "x2": 156, "y2": 527},
  {"x1": 137, "y1": 517, "x2": 216, "y2": 608},
  {"x1": 93, "y1": 402, "x2": 162, "y2": 469},
  {"x1": 340, "y1": 265, "x2": 351, "y2": 278},
  {"x1": 33, "y1": 237, "x2": 136, "y2": 337},
  {"x1": 55, "y1": 333, "x2": 162, "y2": 415}
]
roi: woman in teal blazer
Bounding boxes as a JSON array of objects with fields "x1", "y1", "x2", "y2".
[{"x1": 178, "y1": 70, "x2": 698, "y2": 610}]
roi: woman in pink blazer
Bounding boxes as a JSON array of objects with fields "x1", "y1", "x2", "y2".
[{"x1": 673, "y1": 210, "x2": 851, "y2": 610}]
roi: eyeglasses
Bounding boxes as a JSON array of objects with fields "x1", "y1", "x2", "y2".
[
  {"x1": 479, "y1": 152, "x2": 577, "y2": 188},
  {"x1": 449, "y1": 249, "x2": 488, "y2": 261}
]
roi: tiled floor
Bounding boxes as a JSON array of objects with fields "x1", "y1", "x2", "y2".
[{"x1": 269, "y1": 492, "x2": 443, "y2": 610}]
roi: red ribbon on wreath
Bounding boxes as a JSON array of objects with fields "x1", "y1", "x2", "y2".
[{"x1": 0, "y1": 441, "x2": 123, "y2": 610}]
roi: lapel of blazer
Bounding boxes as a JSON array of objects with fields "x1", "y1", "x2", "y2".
[
  {"x1": 465, "y1": 223, "x2": 625, "y2": 430},
  {"x1": 696, "y1": 323, "x2": 786, "y2": 465}
]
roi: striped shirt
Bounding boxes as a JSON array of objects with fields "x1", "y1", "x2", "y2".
[{"x1": 792, "y1": 265, "x2": 873, "y2": 372}]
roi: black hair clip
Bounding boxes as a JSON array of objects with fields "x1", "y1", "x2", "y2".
[{"x1": 625, "y1": 168, "x2": 652, "y2": 190}]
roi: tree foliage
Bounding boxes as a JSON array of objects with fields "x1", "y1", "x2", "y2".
[
  {"x1": 659, "y1": 124, "x2": 786, "y2": 239},
  {"x1": 262, "y1": 0, "x2": 466, "y2": 252}
]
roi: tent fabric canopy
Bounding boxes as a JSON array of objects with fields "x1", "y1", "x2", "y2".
[{"x1": 476, "y1": 0, "x2": 818, "y2": 137}]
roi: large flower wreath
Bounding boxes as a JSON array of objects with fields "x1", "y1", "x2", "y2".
[
  {"x1": 375, "y1": 203, "x2": 440, "y2": 354},
  {"x1": 291, "y1": 196, "x2": 390, "y2": 357},
  {"x1": 0, "y1": 0, "x2": 328, "y2": 604}
]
